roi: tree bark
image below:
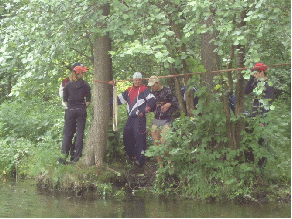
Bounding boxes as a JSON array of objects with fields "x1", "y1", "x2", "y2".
[
  {"x1": 169, "y1": 16, "x2": 194, "y2": 116},
  {"x1": 233, "y1": 10, "x2": 247, "y2": 149},
  {"x1": 223, "y1": 9, "x2": 237, "y2": 150},
  {"x1": 83, "y1": 3, "x2": 112, "y2": 167},
  {"x1": 201, "y1": 13, "x2": 220, "y2": 92},
  {"x1": 173, "y1": 75, "x2": 187, "y2": 115},
  {"x1": 223, "y1": 45, "x2": 236, "y2": 149}
]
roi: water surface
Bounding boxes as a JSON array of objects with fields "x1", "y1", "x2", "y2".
[{"x1": 0, "y1": 179, "x2": 290, "y2": 217}]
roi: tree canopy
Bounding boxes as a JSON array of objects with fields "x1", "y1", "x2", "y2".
[{"x1": 1, "y1": 0, "x2": 289, "y2": 95}]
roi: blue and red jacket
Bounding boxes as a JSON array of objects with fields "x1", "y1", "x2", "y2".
[{"x1": 118, "y1": 85, "x2": 156, "y2": 116}]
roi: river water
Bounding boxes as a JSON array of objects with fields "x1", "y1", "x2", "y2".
[{"x1": 0, "y1": 179, "x2": 290, "y2": 218}]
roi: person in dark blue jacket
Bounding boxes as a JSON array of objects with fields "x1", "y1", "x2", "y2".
[
  {"x1": 228, "y1": 63, "x2": 275, "y2": 116},
  {"x1": 244, "y1": 62, "x2": 275, "y2": 168},
  {"x1": 60, "y1": 63, "x2": 91, "y2": 163},
  {"x1": 111, "y1": 72, "x2": 156, "y2": 166}
]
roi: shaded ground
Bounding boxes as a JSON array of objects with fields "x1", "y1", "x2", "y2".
[{"x1": 108, "y1": 159, "x2": 159, "y2": 191}]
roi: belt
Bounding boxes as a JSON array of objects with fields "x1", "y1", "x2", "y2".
[{"x1": 68, "y1": 106, "x2": 86, "y2": 110}]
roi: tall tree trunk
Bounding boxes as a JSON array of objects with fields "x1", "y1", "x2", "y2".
[
  {"x1": 169, "y1": 16, "x2": 194, "y2": 116},
  {"x1": 171, "y1": 68, "x2": 186, "y2": 115},
  {"x1": 157, "y1": 1, "x2": 194, "y2": 116},
  {"x1": 201, "y1": 13, "x2": 220, "y2": 92},
  {"x1": 223, "y1": 9, "x2": 237, "y2": 150},
  {"x1": 83, "y1": 4, "x2": 112, "y2": 167},
  {"x1": 200, "y1": 9, "x2": 221, "y2": 149},
  {"x1": 233, "y1": 10, "x2": 247, "y2": 149},
  {"x1": 223, "y1": 44, "x2": 236, "y2": 149},
  {"x1": 174, "y1": 77, "x2": 186, "y2": 115}
]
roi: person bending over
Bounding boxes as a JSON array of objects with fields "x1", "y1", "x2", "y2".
[{"x1": 148, "y1": 76, "x2": 179, "y2": 167}]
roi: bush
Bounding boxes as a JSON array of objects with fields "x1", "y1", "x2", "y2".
[
  {"x1": 0, "y1": 98, "x2": 63, "y2": 143},
  {"x1": 0, "y1": 135, "x2": 34, "y2": 177},
  {"x1": 145, "y1": 83, "x2": 290, "y2": 200}
]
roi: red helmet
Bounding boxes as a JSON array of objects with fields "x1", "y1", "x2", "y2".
[
  {"x1": 73, "y1": 65, "x2": 89, "y2": 74},
  {"x1": 253, "y1": 63, "x2": 267, "y2": 72}
]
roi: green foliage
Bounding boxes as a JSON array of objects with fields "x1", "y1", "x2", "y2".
[
  {"x1": 0, "y1": 98, "x2": 63, "y2": 142},
  {"x1": 145, "y1": 79, "x2": 290, "y2": 200},
  {"x1": 263, "y1": 99, "x2": 291, "y2": 183},
  {"x1": 0, "y1": 135, "x2": 33, "y2": 176}
]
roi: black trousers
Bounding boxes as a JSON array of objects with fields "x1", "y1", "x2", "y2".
[
  {"x1": 123, "y1": 116, "x2": 147, "y2": 166},
  {"x1": 62, "y1": 107, "x2": 87, "y2": 162},
  {"x1": 63, "y1": 111, "x2": 76, "y2": 160}
]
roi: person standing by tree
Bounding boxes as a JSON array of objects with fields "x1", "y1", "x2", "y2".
[
  {"x1": 148, "y1": 76, "x2": 179, "y2": 167},
  {"x1": 245, "y1": 62, "x2": 275, "y2": 119},
  {"x1": 110, "y1": 72, "x2": 156, "y2": 166},
  {"x1": 60, "y1": 63, "x2": 91, "y2": 164},
  {"x1": 58, "y1": 66, "x2": 80, "y2": 161},
  {"x1": 244, "y1": 62, "x2": 275, "y2": 167}
]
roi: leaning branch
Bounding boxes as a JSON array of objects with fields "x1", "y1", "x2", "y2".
[{"x1": 71, "y1": 48, "x2": 94, "y2": 63}]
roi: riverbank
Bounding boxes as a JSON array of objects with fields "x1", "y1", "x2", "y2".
[
  {"x1": 35, "y1": 159, "x2": 158, "y2": 197},
  {"x1": 31, "y1": 158, "x2": 290, "y2": 205}
]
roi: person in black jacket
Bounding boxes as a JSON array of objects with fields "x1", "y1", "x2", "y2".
[
  {"x1": 148, "y1": 76, "x2": 179, "y2": 167},
  {"x1": 244, "y1": 62, "x2": 275, "y2": 120},
  {"x1": 60, "y1": 63, "x2": 91, "y2": 163},
  {"x1": 244, "y1": 62, "x2": 275, "y2": 168}
]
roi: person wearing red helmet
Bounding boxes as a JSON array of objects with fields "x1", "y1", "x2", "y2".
[
  {"x1": 59, "y1": 63, "x2": 91, "y2": 164},
  {"x1": 244, "y1": 62, "x2": 275, "y2": 118},
  {"x1": 244, "y1": 62, "x2": 275, "y2": 168}
]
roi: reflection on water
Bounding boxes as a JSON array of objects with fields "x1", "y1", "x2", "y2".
[{"x1": 0, "y1": 180, "x2": 290, "y2": 218}]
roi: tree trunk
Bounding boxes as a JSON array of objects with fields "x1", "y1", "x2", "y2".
[
  {"x1": 223, "y1": 44, "x2": 236, "y2": 149},
  {"x1": 83, "y1": 4, "x2": 112, "y2": 167},
  {"x1": 233, "y1": 10, "x2": 247, "y2": 149},
  {"x1": 223, "y1": 9, "x2": 237, "y2": 150},
  {"x1": 233, "y1": 44, "x2": 245, "y2": 149},
  {"x1": 174, "y1": 75, "x2": 187, "y2": 115},
  {"x1": 169, "y1": 16, "x2": 194, "y2": 116},
  {"x1": 201, "y1": 14, "x2": 220, "y2": 92}
]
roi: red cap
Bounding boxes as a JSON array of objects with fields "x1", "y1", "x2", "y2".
[
  {"x1": 73, "y1": 65, "x2": 89, "y2": 74},
  {"x1": 253, "y1": 63, "x2": 267, "y2": 72}
]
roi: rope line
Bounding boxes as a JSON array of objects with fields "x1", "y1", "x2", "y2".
[{"x1": 93, "y1": 63, "x2": 291, "y2": 84}]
